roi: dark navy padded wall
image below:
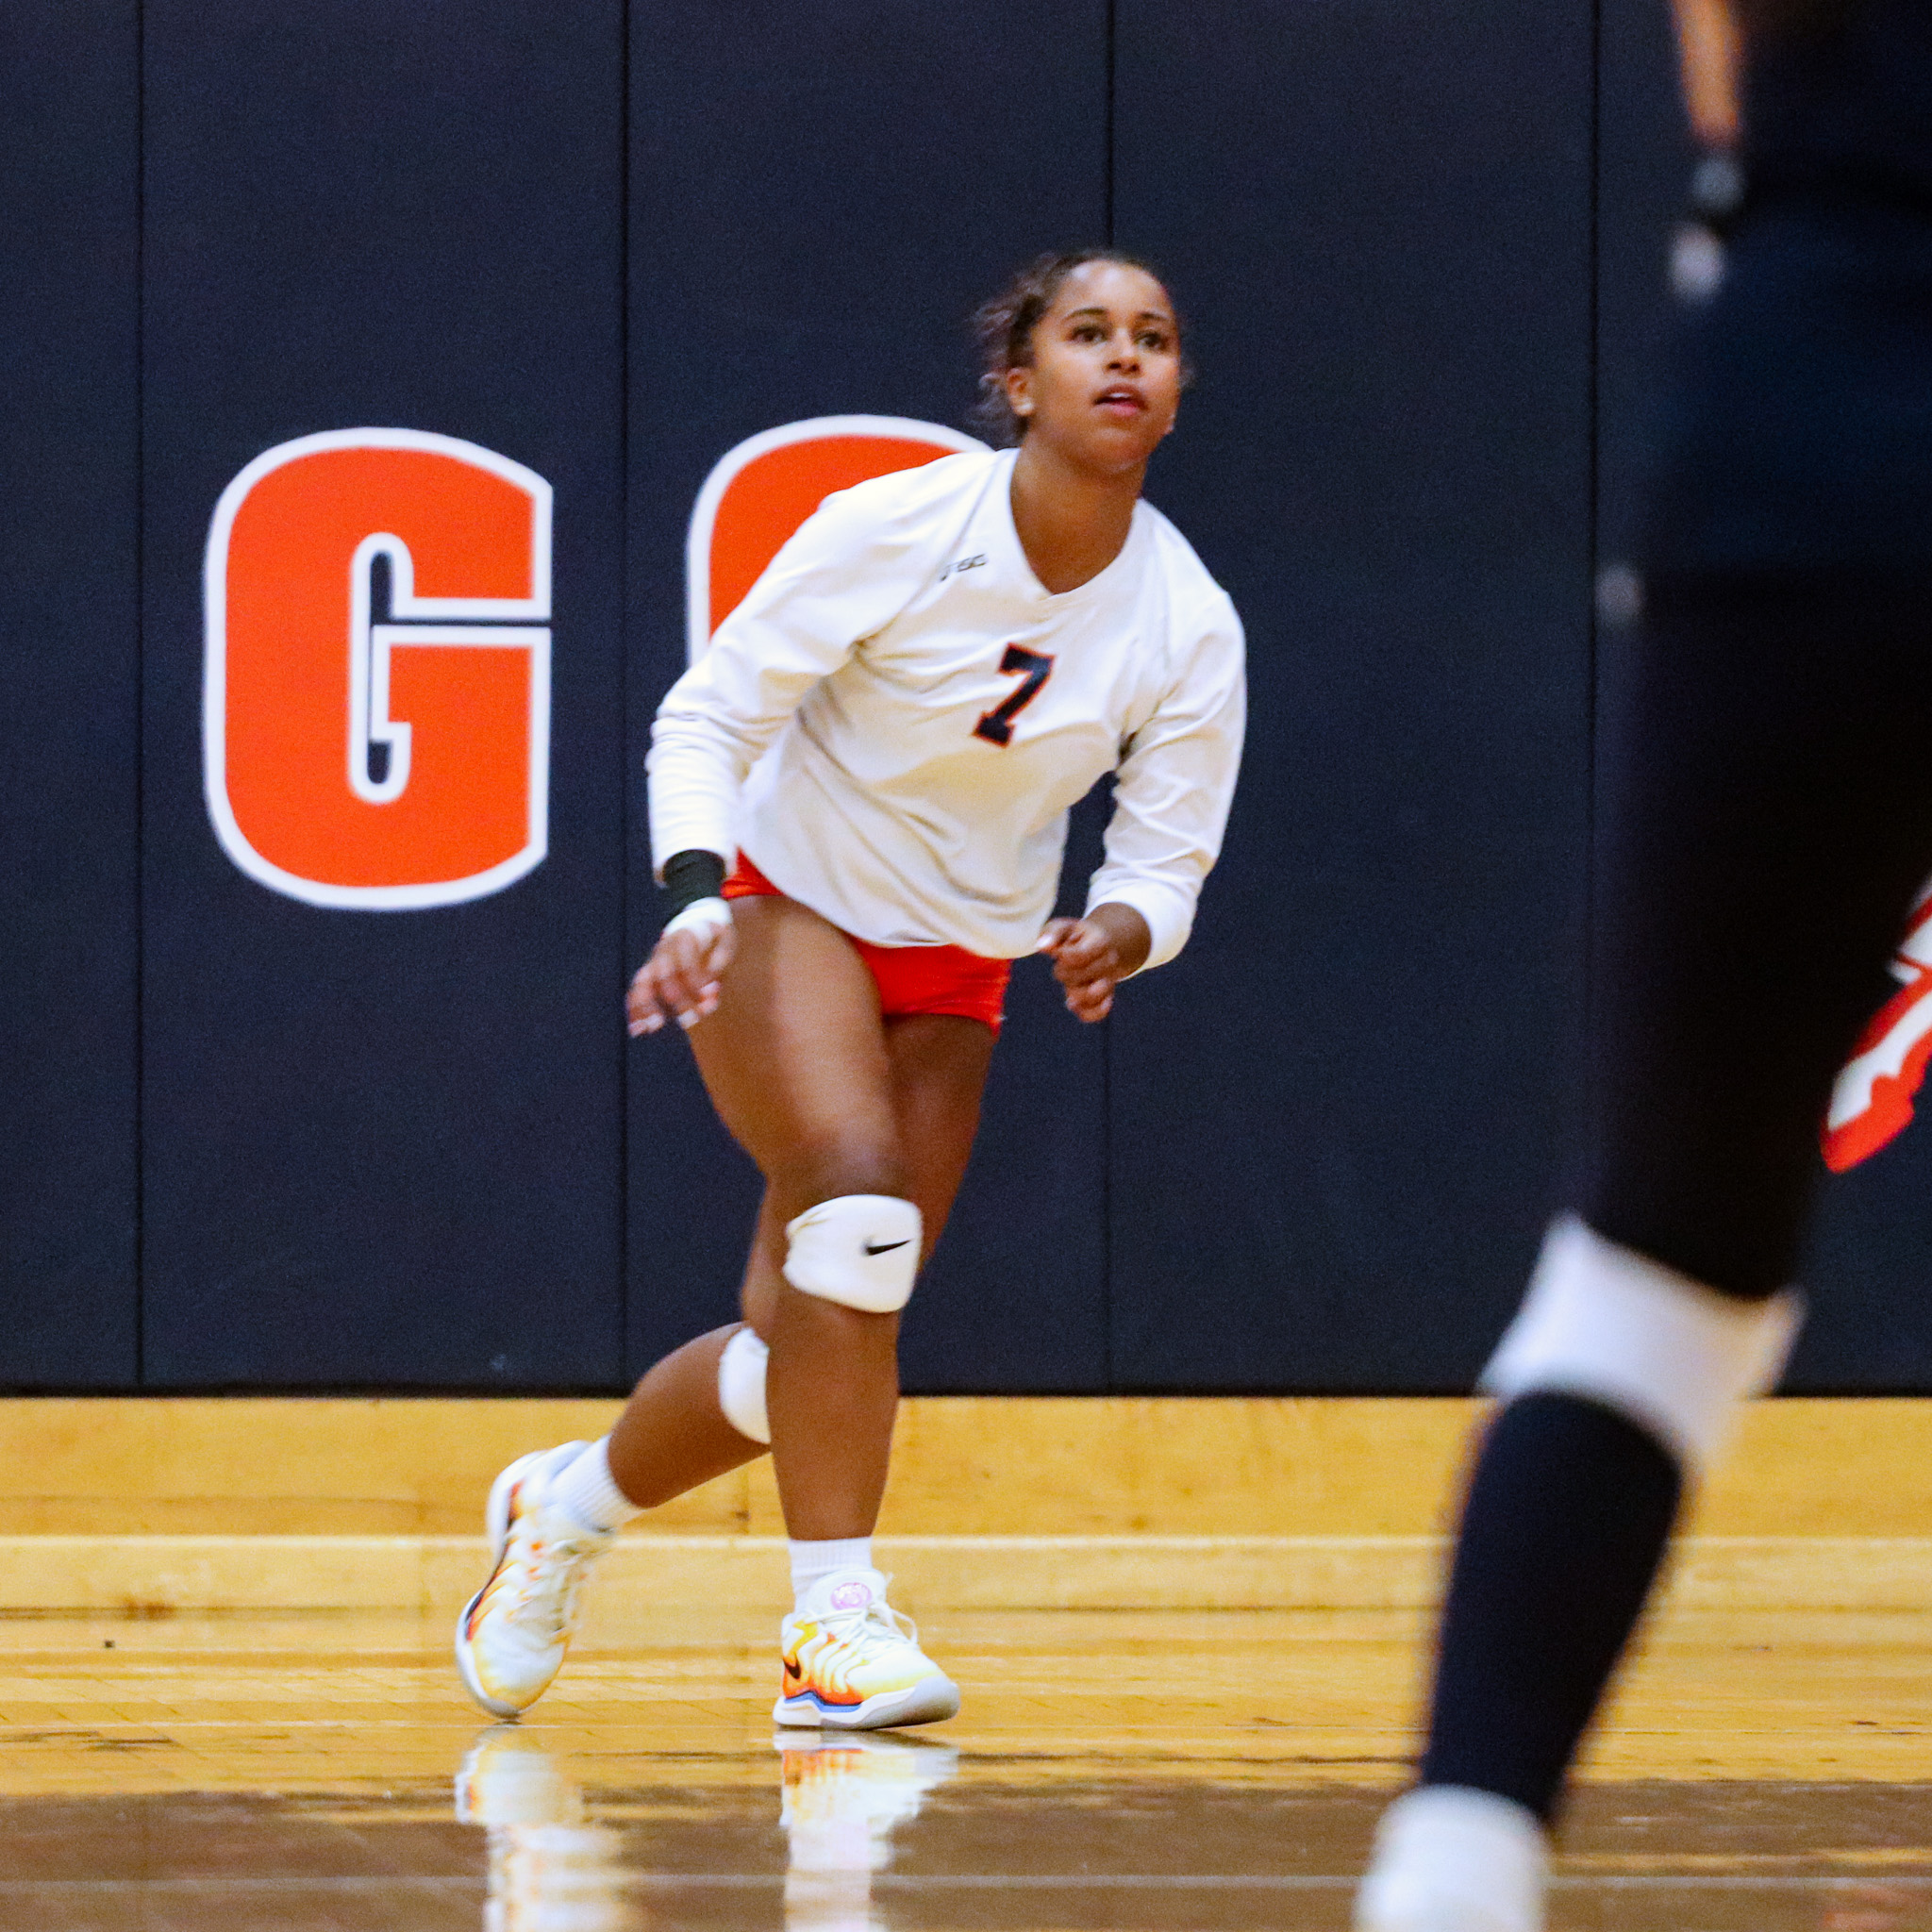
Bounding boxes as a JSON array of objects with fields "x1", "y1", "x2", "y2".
[
  {"x1": 1804, "y1": 1124, "x2": 1932, "y2": 1389},
  {"x1": 24, "y1": 0, "x2": 1928, "y2": 1393},
  {"x1": 624, "y1": 1, "x2": 1114, "y2": 1392},
  {"x1": 139, "y1": 0, "x2": 627, "y2": 1386},
  {"x1": 0, "y1": 2, "x2": 142, "y2": 1386},
  {"x1": 1106, "y1": 0, "x2": 1596, "y2": 1390}
]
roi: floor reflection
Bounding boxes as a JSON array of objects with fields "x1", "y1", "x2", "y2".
[
  {"x1": 0, "y1": 1760, "x2": 1927, "y2": 1929},
  {"x1": 776, "y1": 1731, "x2": 958, "y2": 1932},
  {"x1": 1, "y1": 1605, "x2": 1931, "y2": 1928},
  {"x1": 457, "y1": 1729, "x2": 641, "y2": 1932},
  {"x1": 449, "y1": 1724, "x2": 958, "y2": 1932}
]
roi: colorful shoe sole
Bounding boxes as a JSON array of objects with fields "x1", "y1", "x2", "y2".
[{"x1": 774, "y1": 1674, "x2": 961, "y2": 1731}]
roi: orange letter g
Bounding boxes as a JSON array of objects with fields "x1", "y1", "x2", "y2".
[{"x1": 205, "y1": 429, "x2": 552, "y2": 909}]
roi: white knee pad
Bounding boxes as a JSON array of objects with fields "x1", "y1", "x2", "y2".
[
  {"x1": 1483, "y1": 1214, "x2": 1804, "y2": 1475},
  {"x1": 717, "y1": 1325, "x2": 771, "y2": 1444},
  {"x1": 782, "y1": 1194, "x2": 923, "y2": 1314}
]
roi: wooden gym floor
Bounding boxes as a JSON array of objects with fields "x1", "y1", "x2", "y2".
[{"x1": 1, "y1": 1396, "x2": 1931, "y2": 1928}]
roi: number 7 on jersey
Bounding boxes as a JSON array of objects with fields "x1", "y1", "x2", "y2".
[{"x1": 973, "y1": 644, "x2": 1056, "y2": 747}]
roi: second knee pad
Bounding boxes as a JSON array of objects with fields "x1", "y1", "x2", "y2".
[
  {"x1": 1483, "y1": 1214, "x2": 1803, "y2": 1474},
  {"x1": 717, "y1": 1325, "x2": 771, "y2": 1444},
  {"x1": 782, "y1": 1194, "x2": 922, "y2": 1313}
]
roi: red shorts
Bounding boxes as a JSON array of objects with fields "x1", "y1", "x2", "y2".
[{"x1": 723, "y1": 853, "x2": 1011, "y2": 1035}]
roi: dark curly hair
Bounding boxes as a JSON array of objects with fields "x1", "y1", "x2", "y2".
[{"x1": 970, "y1": 248, "x2": 1190, "y2": 445}]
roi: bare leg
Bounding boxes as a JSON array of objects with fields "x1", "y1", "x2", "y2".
[
  {"x1": 603, "y1": 895, "x2": 994, "y2": 1536},
  {"x1": 605, "y1": 1324, "x2": 764, "y2": 1507},
  {"x1": 756, "y1": 1011, "x2": 993, "y2": 1539}
]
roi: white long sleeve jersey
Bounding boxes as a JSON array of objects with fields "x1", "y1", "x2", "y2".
[{"x1": 648, "y1": 447, "x2": 1245, "y2": 968}]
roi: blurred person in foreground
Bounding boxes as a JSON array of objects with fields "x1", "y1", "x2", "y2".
[{"x1": 1358, "y1": 1, "x2": 1932, "y2": 1925}]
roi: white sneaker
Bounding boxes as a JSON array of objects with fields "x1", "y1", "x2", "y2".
[
  {"x1": 1355, "y1": 1786, "x2": 1549, "y2": 1932},
  {"x1": 456, "y1": 1442, "x2": 613, "y2": 1719},
  {"x1": 774, "y1": 1569, "x2": 960, "y2": 1730}
]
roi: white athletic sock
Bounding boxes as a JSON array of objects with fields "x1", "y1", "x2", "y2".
[
  {"x1": 790, "y1": 1537, "x2": 874, "y2": 1604},
  {"x1": 548, "y1": 1438, "x2": 643, "y2": 1534}
]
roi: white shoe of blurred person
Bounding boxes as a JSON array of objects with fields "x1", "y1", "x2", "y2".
[
  {"x1": 457, "y1": 1726, "x2": 639, "y2": 1932},
  {"x1": 1355, "y1": 1786, "x2": 1549, "y2": 1932},
  {"x1": 456, "y1": 1441, "x2": 614, "y2": 1718},
  {"x1": 776, "y1": 1729, "x2": 959, "y2": 1932}
]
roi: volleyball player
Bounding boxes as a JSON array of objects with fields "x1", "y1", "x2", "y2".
[
  {"x1": 456, "y1": 252, "x2": 1245, "y2": 1730},
  {"x1": 1357, "y1": 1, "x2": 1932, "y2": 1924}
]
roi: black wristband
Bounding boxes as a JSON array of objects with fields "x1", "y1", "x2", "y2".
[{"x1": 661, "y1": 848, "x2": 727, "y2": 918}]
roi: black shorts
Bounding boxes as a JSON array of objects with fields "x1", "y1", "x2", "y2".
[
  {"x1": 1642, "y1": 199, "x2": 1932, "y2": 575},
  {"x1": 1575, "y1": 574, "x2": 1932, "y2": 1300},
  {"x1": 1642, "y1": 0, "x2": 1932, "y2": 575}
]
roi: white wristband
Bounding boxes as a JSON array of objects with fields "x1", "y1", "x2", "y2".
[{"x1": 663, "y1": 896, "x2": 732, "y2": 945}]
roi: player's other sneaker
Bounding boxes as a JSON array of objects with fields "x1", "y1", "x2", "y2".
[
  {"x1": 455, "y1": 1442, "x2": 613, "y2": 1719},
  {"x1": 774, "y1": 1569, "x2": 959, "y2": 1731}
]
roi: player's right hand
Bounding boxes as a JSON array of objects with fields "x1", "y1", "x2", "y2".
[{"x1": 627, "y1": 901, "x2": 735, "y2": 1036}]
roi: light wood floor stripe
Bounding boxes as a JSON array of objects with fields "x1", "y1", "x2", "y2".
[{"x1": 0, "y1": 1531, "x2": 1925, "y2": 1613}]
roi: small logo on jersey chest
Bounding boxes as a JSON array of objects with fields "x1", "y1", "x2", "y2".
[{"x1": 938, "y1": 552, "x2": 987, "y2": 582}]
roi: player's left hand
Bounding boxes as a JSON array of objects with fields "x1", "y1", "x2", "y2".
[
  {"x1": 1036, "y1": 904, "x2": 1152, "y2": 1024},
  {"x1": 627, "y1": 901, "x2": 735, "y2": 1037}
]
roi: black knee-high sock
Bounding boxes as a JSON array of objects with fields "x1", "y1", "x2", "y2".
[{"x1": 1419, "y1": 1391, "x2": 1684, "y2": 1823}]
